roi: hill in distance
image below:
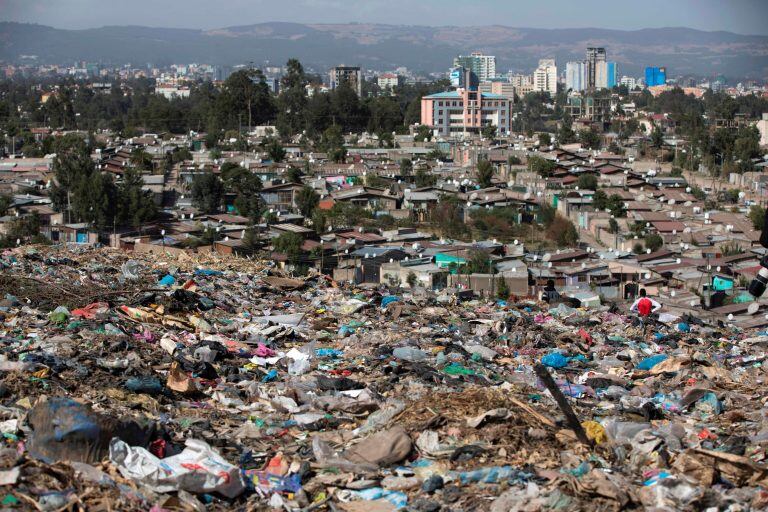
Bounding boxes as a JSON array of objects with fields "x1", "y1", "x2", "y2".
[{"x1": 1, "y1": 22, "x2": 767, "y2": 79}]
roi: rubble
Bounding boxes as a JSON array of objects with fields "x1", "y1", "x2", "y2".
[{"x1": 1, "y1": 244, "x2": 768, "y2": 510}]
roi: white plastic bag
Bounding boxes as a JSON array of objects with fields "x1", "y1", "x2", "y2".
[{"x1": 109, "y1": 438, "x2": 245, "y2": 498}]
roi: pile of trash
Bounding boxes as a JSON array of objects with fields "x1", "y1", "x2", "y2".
[{"x1": 0, "y1": 244, "x2": 767, "y2": 510}]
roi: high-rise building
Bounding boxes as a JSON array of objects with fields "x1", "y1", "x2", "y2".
[
  {"x1": 566, "y1": 61, "x2": 586, "y2": 92},
  {"x1": 533, "y1": 59, "x2": 557, "y2": 95},
  {"x1": 329, "y1": 66, "x2": 362, "y2": 96},
  {"x1": 453, "y1": 52, "x2": 497, "y2": 82},
  {"x1": 586, "y1": 47, "x2": 607, "y2": 89},
  {"x1": 594, "y1": 61, "x2": 618, "y2": 89},
  {"x1": 606, "y1": 62, "x2": 618, "y2": 89},
  {"x1": 644, "y1": 67, "x2": 667, "y2": 87}
]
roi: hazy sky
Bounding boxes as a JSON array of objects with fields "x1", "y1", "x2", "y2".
[{"x1": 2, "y1": 0, "x2": 767, "y2": 35}]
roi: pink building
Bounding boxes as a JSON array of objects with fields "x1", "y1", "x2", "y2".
[{"x1": 421, "y1": 88, "x2": 511, "y2": 137}]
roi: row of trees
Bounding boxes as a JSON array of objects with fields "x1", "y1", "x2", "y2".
[{"x1": 1, "y1": 60, "x2": 450, "y2": 148}]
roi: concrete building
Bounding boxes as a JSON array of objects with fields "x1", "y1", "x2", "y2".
[
  {"x1": 566, "y1": 61, "x2": 586, "y2": 92},
  {"x1": 509, "y1": 73, "x2": 534, "y2": 96},
  {"x1": 421, "y1": 89, "x2": 511, "y2": 137},
  {"x1": 453, "y1": 52, "x2": 496, "y2": 82},
  {"x1": 533, "y1": 59, "x2": 557, "y2": 96},
  {"x1": 329, "y1": 66, "x2": 362, "y2": 96},
  {"x1": 478, "y1": 80, "x2": 516, "y2": 102},
  {"x1": 586, "y1": 47, "x2": 607, "y2": 89},
  {"x1": 377, "y1": 73, "x2": 403, "y2": 90}
]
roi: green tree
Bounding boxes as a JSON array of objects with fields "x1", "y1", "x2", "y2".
[
  {"x1": 130, "y1": 149, "x2": 153, "y2": 171},
  {"x1": 414, "y1": 125, "x2": 432, "y2": 142},
  {"x1": 644, "y1": 233, "x2": 664, "y2": 252},
  {"x1": 497, "y1": 277, "x2": 510, "y2": 299},
  {"x1": 191, "y1": 172, "x2": 224, "y2": 213},
  {"x1": 651, "y1": 123, "x2": 664, "y2": 148},
  {"x1": 749, "y1": 205, "x2": 766, "y2": 231},
  {"x1": 476, "y1": 160, "x2": 495, "y2": 188},
  {"x1": 578, "y1": 129, "x2": 601, "y2": 150},
  {"x1": 607, "y1": 218, "x2": 619, "y2": 234},
  {"x1": 220, "y1": 165, "x2": 264, "y2": 220},
  {"x1": 507, "y1": 155, "x2": 522, "y2": 165},
  {"x1": 264, "y1": 138, "x2": 287, "y2": 163},
  {"x1": 218, "y1": 69, "x2": 276, "y2": 129},
  {"x1": 275, "y1": 58, "x2": 308, "y2": 138},
  {"x1": 296, "y1": 185, "x2": 320, "y2": 217},
  {"x1": 272, "y1": 232, "x2": 303, "y2": 263},
  {"x1": 406, "y1": 271, "x2": 418, "y2": 288},
  {"x1": 320, "y1": 125, "x2": 347, "y2": 163},
  {"x1": 558, "y1": 116, "x2": 576, "y2": 145},
  {"x1": 482, "y1": 125, "x2": 497, "y2": 140},
  {"x1": 592, "y1": 189, "x2": 608, "y2": 210},
  {"x1": 285, "y1": 167, "x2": 303, "y2": 184},
  {"x1": 116, "y1": 167, "x2": 157, "y2": 228},
  {"x1": 400, "y1": 158, "x2": 413, "y2": 176},
  {"x1": 538, "y1": 132, "x2": 552, "y2": 147},
  {"x1": 465, "y1": 249, "x2": 495, "y2": 274},
  {"x1": 577, "y1": 173, "x2": 598, "y2": 190},
  {"x1": 528, "y1": 155, "x2": 556, "y2": 178},
  {"x1": 606, "y1": 194, "x2": 626, "y2": 217},
  {"x1": 415, "y1": 167, "x2": 437, "y2": 188}
]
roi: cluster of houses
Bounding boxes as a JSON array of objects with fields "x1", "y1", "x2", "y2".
[{"x1": 2, "y1": 125, "x2": 768, "y2": 325}]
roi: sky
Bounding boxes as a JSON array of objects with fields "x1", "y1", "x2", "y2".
[{"x1": 2, "y1": 0, "x2": 768, "y2": 35}]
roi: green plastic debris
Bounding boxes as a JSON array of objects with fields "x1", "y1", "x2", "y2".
[
  {"x1": 2, "y1": 495, "x2": 18, "y2": 506},
  {"x1": 442, "y1": 363, "x2": 475, "y2": 376}
]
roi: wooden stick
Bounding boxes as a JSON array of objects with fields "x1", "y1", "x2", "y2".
[{"x1": 534, "y1": 364, "x2": 593, "y2": 447}]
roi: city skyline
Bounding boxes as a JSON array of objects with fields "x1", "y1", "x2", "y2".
[{"x1": 2, "y1": 0, "x2": 768, "y2": 36}]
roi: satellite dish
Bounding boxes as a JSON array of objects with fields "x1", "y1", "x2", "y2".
[{"x1": 748, "y1": 303, "x2": 760, "y2": 315}]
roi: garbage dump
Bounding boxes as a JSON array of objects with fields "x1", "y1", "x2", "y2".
[{"x1": 1, "y1": 244, "x2": 768, "y2": 510}]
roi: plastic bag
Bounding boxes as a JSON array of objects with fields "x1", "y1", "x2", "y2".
[{"x1": 109, "y1": 438, "x2": 245, "y2": 498}]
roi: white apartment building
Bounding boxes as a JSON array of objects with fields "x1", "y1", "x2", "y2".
[
  {"x1": 377, "y1": 73, "x2": 402, "y2": 90},
  {"x1": 533, "y1": 59, "x2": 557, "y2": 96},
  {"x1": 620, "y1": 76, "x2": 637, "y2": 89}
]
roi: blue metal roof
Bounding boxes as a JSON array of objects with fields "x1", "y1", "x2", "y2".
[{"x1": 423, "y1": 91, "x2": 506, "y2": 100}]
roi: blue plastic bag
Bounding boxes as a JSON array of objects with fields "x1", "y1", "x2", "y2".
[
  {"x1": 541, "y1": 352, "x2": 568, "y2": 369},
  {"x1": 158, "y1": 274, "x2": 176, "y2": 286},
  {"x1": 381, "y1": 296, "x2": 400, "y2": 308},
  {"x1": 637, "y1": 354, "x2": 668, "y2": 371}
]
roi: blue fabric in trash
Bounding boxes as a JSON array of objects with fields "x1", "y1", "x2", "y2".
[
  {"x1": 637, "y1": 354, "x2": 668, "y2": 371},
  {"x1": 194, "y1": 269, "x2": 223, "y2": 276},
  {"x1": 381, "y1": 296, "x2": 400, "y2": 308},
  {"x1": 262, "y1": 369, "x2": 278, "y2": 383},
  {"x1": 316, "y1": 348, "x2": 343, "y2": 358},
  {"x1": 677, "y1": 322, "x2": 690, "y2": 333},
  {"x1": 158, "y1": 274, "x2": 176, "y2": 286},
  {"x1": 541, "y1": 352, "x2": 568, "y2": 368}
]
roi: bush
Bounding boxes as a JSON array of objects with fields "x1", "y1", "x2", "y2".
[
  {"x1": 546, "y1": 215, "x2": 579, "y2": 247},
  {"x1": 644, "y1": 233, "x2": 663, "y2": 252}
]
